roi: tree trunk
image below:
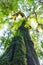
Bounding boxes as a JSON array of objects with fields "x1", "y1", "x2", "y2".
[{"x1": 0, "y1": 21, "x2": 40, "y2": 65}]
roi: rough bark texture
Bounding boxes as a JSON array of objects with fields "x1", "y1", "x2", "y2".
[{"x1": 0, "y1": 20, "x2": 40, "y2": 65}]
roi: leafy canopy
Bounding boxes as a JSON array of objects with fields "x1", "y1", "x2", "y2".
[{"x1": 0, "y1": 0, "x2": 43, "y2": 60}]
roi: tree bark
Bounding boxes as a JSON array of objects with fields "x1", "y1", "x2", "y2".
[{"x1": 0, "y1": 19, "x2": 40, "y2": 65}]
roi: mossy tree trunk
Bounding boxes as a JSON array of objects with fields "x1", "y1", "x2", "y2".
[{"x1": 0, "y1": 19, "x2": 40, "y2": 65}]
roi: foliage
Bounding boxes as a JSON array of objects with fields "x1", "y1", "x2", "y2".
[{"x1": 0, "y1": 0, "x2": 43, "y2": 64}]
